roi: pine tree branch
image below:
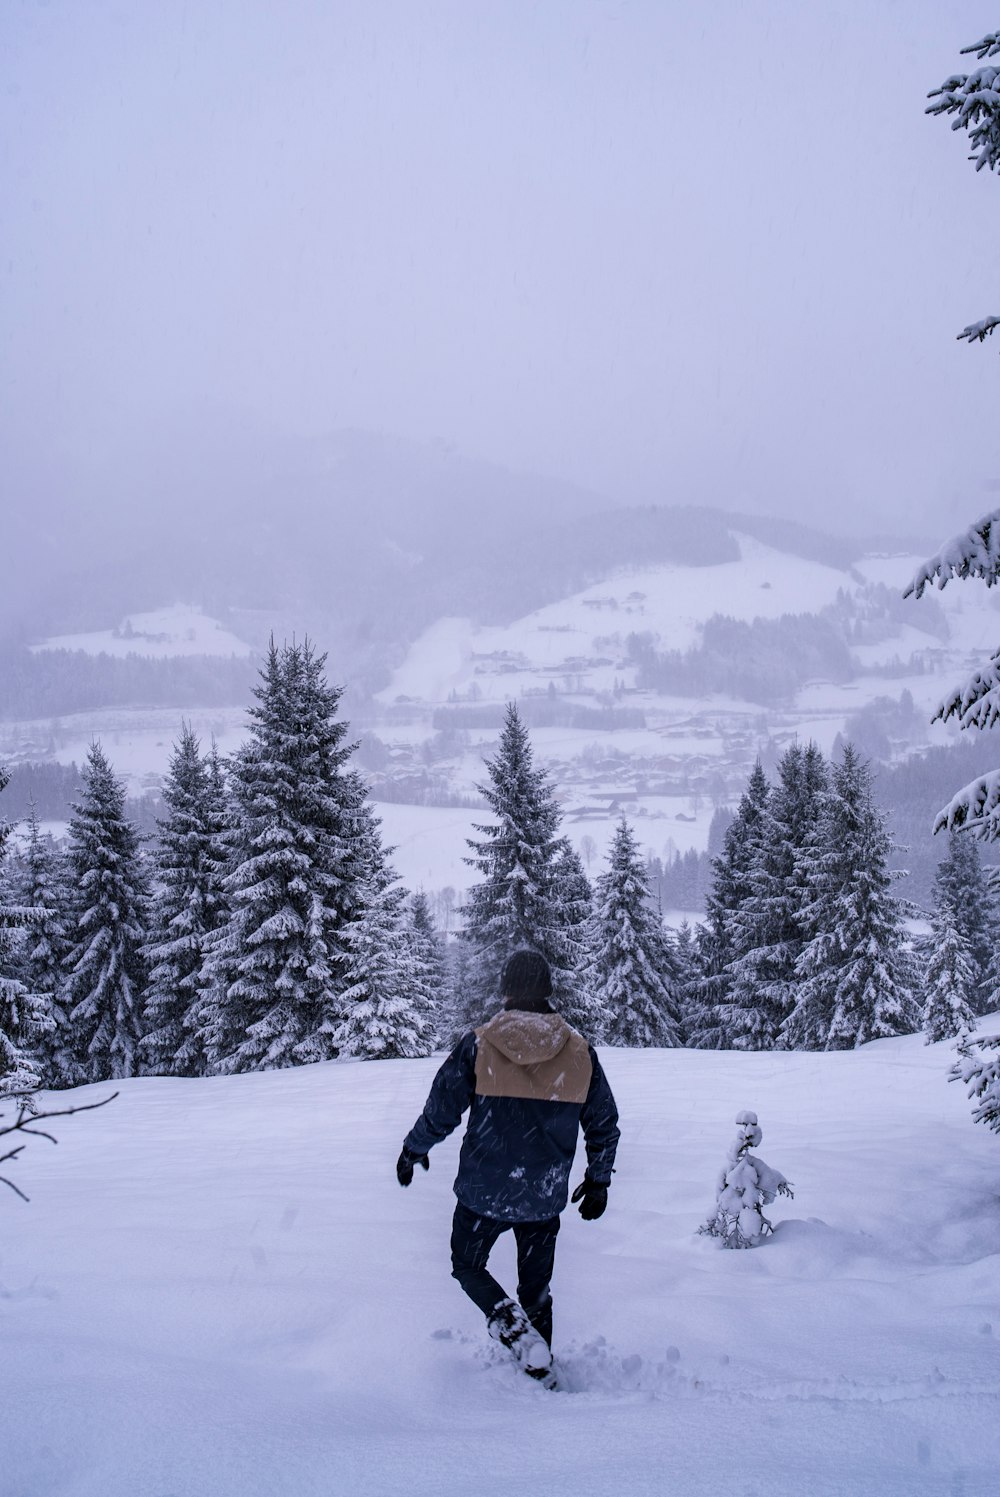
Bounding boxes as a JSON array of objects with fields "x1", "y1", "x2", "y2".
[{"x1": 957, "y1": 315, "x2": 1000, "y2": 344}]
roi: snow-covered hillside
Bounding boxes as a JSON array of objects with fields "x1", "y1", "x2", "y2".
[
  {"x1": 7, "y1": 533, "x2": 1000, "y2": 901},
  {"x1": 32, "y1": 604, "x2": 253, "y2": 660},
  {"x1": 380, "y1": 536, "x2": 850, "y2": 703},
  {"x1": 380, "y1": 539, "x2": 998, "y2": 713},
  {"x1": 3, "y1": 1030, "x2": 998, "y2": 1497}
]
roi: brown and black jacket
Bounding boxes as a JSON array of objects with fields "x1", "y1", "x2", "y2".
[{"x1": 404, "y1": 1005, "x2": 620, "y2": 1223}]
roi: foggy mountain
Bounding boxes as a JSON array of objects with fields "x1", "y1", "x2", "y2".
[{"x1": 4, "y1": 421, "x2": 901, "y2": 694}]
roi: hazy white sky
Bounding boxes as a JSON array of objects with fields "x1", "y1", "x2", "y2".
[{"x1": 3, "y1": 0, "x2": 999, "y2": 535}]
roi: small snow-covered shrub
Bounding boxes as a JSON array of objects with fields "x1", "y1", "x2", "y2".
[{"x1": 700, "y1": 1110, "x2": 793, "y2": 1249}]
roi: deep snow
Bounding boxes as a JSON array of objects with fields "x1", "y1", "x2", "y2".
[{"x1": 2, "y1": 1030, "x2": 999, "y2": 1497}]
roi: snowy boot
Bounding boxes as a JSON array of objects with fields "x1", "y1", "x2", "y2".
[
  {"x1": 523, "y1": 1291, "x2": 553, "y2": 1350},
  {"x1": 487, "y1": 1298, "x2": 556, "y2": 1387}
]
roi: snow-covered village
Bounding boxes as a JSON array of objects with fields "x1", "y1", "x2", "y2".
[{"x1": 3, "y1": 8, "x2": 1000, "y2": 1497}]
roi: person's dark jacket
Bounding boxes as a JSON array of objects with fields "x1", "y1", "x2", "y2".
[{"x1": 404, "y1": 1006, "x2": 620, "y2": 1223}]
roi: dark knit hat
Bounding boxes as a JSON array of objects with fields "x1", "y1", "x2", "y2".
[{"x1": 500, "y1": 948, "x2": 553, "y2": 1002}]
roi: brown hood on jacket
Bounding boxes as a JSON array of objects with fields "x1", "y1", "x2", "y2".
[
  {"x1": 482, "y1": 1010, "x2": 570, "y2": 1065},
  {"x1": 475, "y1": 1010, "x2": 592, "y2": 1104}
]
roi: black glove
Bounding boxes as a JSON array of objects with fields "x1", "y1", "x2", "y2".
[
  {"x1": 396, "y1": 1146, "x2": 430, "y2": 1187},
  {"x1": 571, "y1": 1176, "x2": 608, "y2": 1221}
]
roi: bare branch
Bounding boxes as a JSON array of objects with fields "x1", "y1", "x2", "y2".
[
  {"x1": 0, "y1": 1091, "x2": 118, "y2": 1204},
  {"x1": 0, "y1": 1091, "x2": 119, "y2": 1141},
  {"x1": 0, "y1": 1174, "x2": 30, "y2": 1203}
]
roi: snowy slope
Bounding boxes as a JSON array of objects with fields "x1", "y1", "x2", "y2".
[
  {"x1": 3, "y1": 1030, "x2": 999, "y2": 1497},
  {"x1": 32, "y1": 604, "x2": 253, "y2": 659},
  {"x1": 378, "y1": 536, "x2": 854, "y2": 705},
  {"x1": 378, "y1": 540, "x2": 1000, "y2": 718}
]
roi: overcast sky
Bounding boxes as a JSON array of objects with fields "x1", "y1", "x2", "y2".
[{"x1": 3, "y1": 0, "x2": 999, "y2": 537}]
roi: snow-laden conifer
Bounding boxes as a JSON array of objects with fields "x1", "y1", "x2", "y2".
[
  {"x1": 551, "y1": 839, "x2": 592, "y2": 956},
  {"x1": 584, "y1": 816, "x2": 680, "y2": 1047},
  {"x1": 926, "y1": 30, "x2": 1000, "y2": 179},
  {"x1": 0, "y1": 777, "x2": 51, "y2": 1095},
  {"x1": 790, "y1": 746, "x2": 918, "y2": 1049},
  {"x1": 700, "y1": 1110, "x2": 793, "y2": 1249},
  {"x1": 905, "y1": 47, "x2": 1000, "y2": 818},
  {"x1": 408, "y1": 891, "x2": 447, "y2": 1043},
  {"x1": 461, "y1": 703, "x2": 577, "y2": 1015},
  {"x1": 725, "y1": 744, "x2": 828, "y2": 1050},
  {"x1": 906, "y1": 511, "x2": 1000, "y2": 838},
  {"x1": 932, "y1": 831, "x2": 996, "y2": 1014},
  {"x1": 199, "y1": 641, "x2": 368, "y2": 1073},
  {"x1": 142, "y1": 726, "x2": 228, "y2": 1076},
  {"x1": 923, "y1": 899, "x2": 977, "y2": 1043},
  {"x1": 690, "y1": 763, "x2": 770, "y2": 1048},
  {"x1": 549, "y1": 839, "x2": 605, "y2": 1037},
  {"x1": 672, "y1": 919, "x2": 703, "y2": 1044},
  {"x1": 331, "y1": 868, "x2": 436, "y2": 1060},
  {"x1": 410, "y1": 890, "x2": 447, "y2": 992},
  {"x1": 10, "y1": 802, "x2": 71, "y2": 1084},
  {"x1": 951, "y1": 1028, "x2": 1000, "y2": 1135},
  {"x1": 443, "y1": 936, "x2": 480, "y2": 1046},
  {"x1": 64, "y1": 744, "x2": 149, "y2": 1082}
]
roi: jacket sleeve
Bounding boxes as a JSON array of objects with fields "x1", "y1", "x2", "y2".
[
  {"x1": 403, "y1": 1031, "x2": 478, "y2": 1156},
  {"x1": 580, "y1": 1048, "x2": 620, "y2": 1185}
]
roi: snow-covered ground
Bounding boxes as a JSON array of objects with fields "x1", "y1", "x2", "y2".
[
  {"x1": 32, "y1": 604, "x2": 253, "y2": 659},
  {"x1": 3, "y1": 1028, "x2": 998, "y2": 1497}
]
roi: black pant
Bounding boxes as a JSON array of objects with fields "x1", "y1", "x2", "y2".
[{"x1": 450, "y1": 1201, "x2": 560, "y2": 1347}]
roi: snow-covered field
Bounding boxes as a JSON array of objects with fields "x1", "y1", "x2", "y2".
[{"x1": 3, "y1": 1028, "x2": 998, "y2": 1497}]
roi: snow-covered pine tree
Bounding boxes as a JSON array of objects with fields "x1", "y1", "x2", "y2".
[
  {"x1": 552, "y1": 839, "x2": 592, "y2": 954},
  {"x1": 199, "y1": 640, "x2": 369, "y2": 1073},
  {"x1": 927, "y1": 30, "x2": 1000, "y2": 187},
  {"x1": 584, "y1": 816, "x2": 680, "y2": 1047},
  {"x1": 10, "y1": 802, "x2": 72, "y2": 1085},
  {"x1": 461, "y1": 703, "x2": 577, "y2": 1016},
  {"x1": 700, "y1": 1110, "x2": 793, "y2": 1249},
  {"x1": 141, "y1": 725, "x2": 228, "y2": 1077},
  {"x1": 63, "y1": 744, "x2": 150, "y2": 1082},
  {"x1": 906, "y1": 515, "x2": 1000, "y2": 837},
  {"x1": 923, "y1": 897, "x2": 977, "y2": 1043},
  {"x1": 951, "y1": 1027, "x2": 1000, "y2": 1134},
  {"x1": 409, "y1": 890, "x2": 448, "y2": 1005},
  {"x1": 442, "y1": 934, "x2": 482, "y2": 1046},
  {"x1": 790, "y1": 745, "x2": 918, "y2": 1049},
  {"x1": 0, "y1": 772, "x2": 51, "y2": 1095},
  {"x1": 331, "y1": 863, "x2": 436, "y2": 1060},
  {"x1": 913, "y1": 31, "x2": 1000, "y2": 1130},
  {"x1": 725, "y1": 744, "x2": 828, "y2": 1050},
  {"x1": 932, "y1": 831, "x2": 996, "y2": 1014},
  {"x1": 689, "y1": 762, "x2": 770, "y2": 1048},
  {"x1": 672, "y1": 918, "x2": 703, "y2": 1044},
  {"x1": 549, "y1": 838, "x2": 606, "y2": 1037}
]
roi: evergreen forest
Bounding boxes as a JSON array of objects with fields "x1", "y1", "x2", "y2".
[{"x1": 3, "y1": 642, "x2": 990, "y2": 1093}]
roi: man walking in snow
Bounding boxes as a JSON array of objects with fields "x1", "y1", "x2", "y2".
[{"x1": 397, "y1": 949, "x2": 620, "y2": 1385}]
